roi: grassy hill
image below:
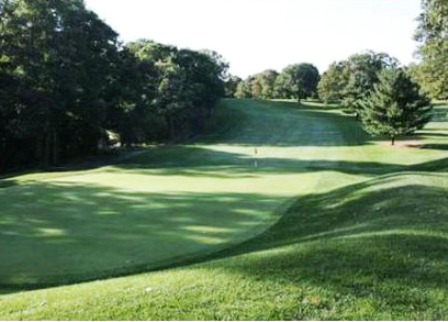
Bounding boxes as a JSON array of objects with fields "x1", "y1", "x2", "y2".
[{"x1": 0, "y1": 99, "x2": 447, "y2": 319}]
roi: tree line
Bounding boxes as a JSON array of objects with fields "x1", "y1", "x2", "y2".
[
  {"x1": 226, "y1": 0, "x2": 446, "y2": 145},
  {"x1": 0, "y1": 0, "x2": 227, "y2": 171},
  {"x1": 225, "y1": 51, "x2": 431, "y2": 145},
  {"x1": 227, "y1": 63, "x2": 320, "y2": 101},
  {"x1": 317, "y1": 0, "x2": 446, "y2": 144},
  {"x1": 412, "y1": 0, "x2": 448, "y2": 100},
  {"x1": 1, "y1": 0, "x2": 446, "y2": 171},
  {"x1": 226, "y1": 0, "x2": 447, "y2": 105}
]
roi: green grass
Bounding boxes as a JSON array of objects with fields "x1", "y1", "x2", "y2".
[{"x1": 0, "y1": 99, "x2": 447, "y2": 319}]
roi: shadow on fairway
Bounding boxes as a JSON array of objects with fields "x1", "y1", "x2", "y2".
[
  {"x1": 0, "y1": 182, "x2": 284, "y2": 289},
  {"x1": 208, "y1": 174, "x2": 448, "y2": 312},
  {"x1": 417, "y1": 132, "x2": 448, "y2": 138},
  {"x1": 3, "y1": 99, "x2": 443, "y2": 181},
  {"x1": 420, "y1": 144, "x2": 448, "y2": 151},
  {"x1": 114, "y1": 145, "x2": 448, "y2": 176},
  {"x1": 0, "y1": 179, "x2": 18, "y2": 189},
  {"x1": 233, "y1": 174, "x2": 448, "y2": 251},
  {"x1": 2, "y1": 99, "x2": 447, "y2": 299}
]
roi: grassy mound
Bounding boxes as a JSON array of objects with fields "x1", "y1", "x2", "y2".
[
  {"x1": 0, "y1": 99, "x2": 447, "y2": 319},
  {"x1": 1, "y1": 99, "x2": 362, "y2": 287}
]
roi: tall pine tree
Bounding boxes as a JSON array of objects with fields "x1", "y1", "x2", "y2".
[{"x1": 361, "y1": 68, "x2": 432, "y2": 145}]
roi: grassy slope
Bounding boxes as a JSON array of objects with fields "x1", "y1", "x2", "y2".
[
  {"x1": 1, "y1": 99, "x2": 448, "y2": 320},
  {"x1": 0, "y1": 100, "x2": 332, "y2": 287}
]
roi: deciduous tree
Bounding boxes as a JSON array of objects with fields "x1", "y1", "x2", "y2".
[
  {"x1": 224, "y1": 75, "x2": 242, "y2": 98},
  {"x1": 317, "y1": 62, "x2": 350, "y2": 102},
  {"x1": 274, "y1": 63, "x2": 319, "y2": 100},
  {"x1": 414, "y1": 0, "x2": 448, "y2": 99}
]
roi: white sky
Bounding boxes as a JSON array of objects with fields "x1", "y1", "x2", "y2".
[{"x1": 84, "y1": 0, "x2": 422, "y2": 78}]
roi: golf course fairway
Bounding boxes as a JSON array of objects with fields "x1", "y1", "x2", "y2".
[{"x1": 1, "y1": 99, "x2": 448, "y2": 319}]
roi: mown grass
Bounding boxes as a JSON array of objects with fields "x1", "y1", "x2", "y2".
[
  {"x1": 0, "y1": 99, "x2": 447, "y2": 319},
  {"x1": 1, "y1": 99, "x2": 361, "y2": 287}
]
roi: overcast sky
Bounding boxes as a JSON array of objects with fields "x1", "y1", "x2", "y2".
[{"x1": 84, "y1": 0, "x2": 422, "y2": 78}]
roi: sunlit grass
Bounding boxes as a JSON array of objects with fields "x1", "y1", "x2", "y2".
[{"x1": 0, "y1": 99, "x2": 447, "y2": 319}]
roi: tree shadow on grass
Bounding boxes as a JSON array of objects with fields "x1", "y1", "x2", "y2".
[
  {"x1": 113, "y1": 144, "x2": 448, "y2": 177},
  {"x1": 207, "y1": 174, "x2": 448, "y2": 316},
  {"x1": 0, "y1": 182, "x2": 284, "y2": 290},
  {"x1": 3, "y1": 98, "x2": 445, "y2": 181},
  {"x1": 237, "y1": 176, "x2": 448, "y2": 250},
  {"x1": 0, "y1": 100, "x2": 371, "y2": 180},
  {"x1": 416, "y1": 132, "x2": 448, "y2": 138},
  {"x1": 420, "y1": 144, "x2": 448, "y2": 151},
  {"x1": 0, "y1": 179, "x2": 18, "y2": 189}
]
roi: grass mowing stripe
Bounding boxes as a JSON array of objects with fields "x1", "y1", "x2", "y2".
[
  {"x1": 0, "y1": 99, "x2": 447, "y2": 320},
  {"x1": 1, "y1": 99, "x2": 341, "y2": 288}
]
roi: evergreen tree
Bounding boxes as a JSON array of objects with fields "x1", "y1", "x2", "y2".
[
  {"x1": 361, "y1": 68, "x2": 432, "y2": 145},
  {"x1": 342, "y1": 51, "x2": 399, "y2": 119}
]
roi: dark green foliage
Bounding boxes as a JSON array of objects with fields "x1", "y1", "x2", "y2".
[
  {"x1": 235, "y1": 77, "x2": 254, "y2": 99},
  {"x1": 0, "y1": 0, "x2": 121, "y2": 168},
  {"x1": 224, "y1": 75, "x2": 242, "y2": 98},
  {"x1": 235, "y1": 64, "x2": 319, "y2": 101},
  {"x1": 343, "y1": 52, "x2": 399, "y2": 117},
  {"x1": 318, "y1": 51, "x2": 399, "y2": 117},
  {"x1": 246, "y1": 69, "x2": 279, "y2": 99},
  {"x1": 414, "y1": 0, "x2": 448, "y2": 99},
  {"x1": 274, "y1": 63, "x2": 320, "y2": 100},
  {"x1": 0, "y1": 1, "x2": 227, "y2": 171},
  {"x1": 361, "y1": 68, "x2": 432, "y2": 145},
  {"x1": 125, "y1": 41, "x2": 227, "y2": 140},
  {"x1": 317, "y1": 61, "x2": 350, "y2": 102}
]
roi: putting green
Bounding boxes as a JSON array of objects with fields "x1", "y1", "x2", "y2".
[
  {"x1": 1, "y1": 99, "x2": 447, "y2": 287},
  {"x1": 0, "y1": 100, "x2": 327, "y2": 286},
  {"x1": 1, "y1": 100, "x2": 448, "y2": 320}
]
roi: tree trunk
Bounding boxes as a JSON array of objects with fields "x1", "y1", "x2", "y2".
[
  {"x1": 166, "y1": 115, "x2": 175, "y2": 140},
  {"x1": 44, "y1": 133, "x2": 51, "y2": 166},
  {"x1": 391, "y1": 136, "x2": 395, "y2": 146},
  {"x1": 52, "y1": 129, "x2": 59, "y2": 165},
  {"x1": 36, "y1": 135, "x2": 44, "y2": 165},
  {"x1": 206, "y1": 105, "x2": 212, "y2": 119}
]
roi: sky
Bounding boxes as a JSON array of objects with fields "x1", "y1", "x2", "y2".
[{"x1": 84, "y1": 0, "x2": 422, "y2": 79}]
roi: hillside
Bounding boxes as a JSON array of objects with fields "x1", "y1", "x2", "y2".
[{"x1": 1, "y1": 99, "x2": 447, "y2": 320}]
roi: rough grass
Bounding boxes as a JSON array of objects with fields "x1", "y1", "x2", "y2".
[{"x1": 0, "y1": 99, "x2": 447, "y2": 320}]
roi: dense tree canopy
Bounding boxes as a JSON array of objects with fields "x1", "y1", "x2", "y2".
[
  {"x1": 317, "y1": 61, "x2": 350, "y2": 102},
  {"x1": 0, "y1": 0, "x2": 122, "y2": 166},
  {"x1": 1, "y1": 0, "x2": 444, "y2": 172},
  {"x1": 255, "y1": 69, "x2": 279, "y2": 99},
  {"x1": 0, "y1": 0, "x2": 227, "y2": 171},
  {"x1": 236, "y1": 64, "x2": 318, "y2": 100},
  {"x1": 318, "y1": 51, "x2": 399, "y2": 118},
  {"x1": 414, "y1": 0, "x2": 448, "y2": 99},
  {"x1": 360, "y1": 68, "x2": 432, "y2": 145},
  {"x1": 234, "y1": 79, "x2": 252, "y2": 99},
  {"x1": 274, "y1": 63, "x2": 320, "y2": 100},
  {"x1": 224, "y1": 75, "x2": 242, "y2": 98}
]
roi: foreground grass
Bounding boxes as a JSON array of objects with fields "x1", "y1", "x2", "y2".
[{"x1": 0, "y1": 99, "x2": 447, "y2": 319}]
